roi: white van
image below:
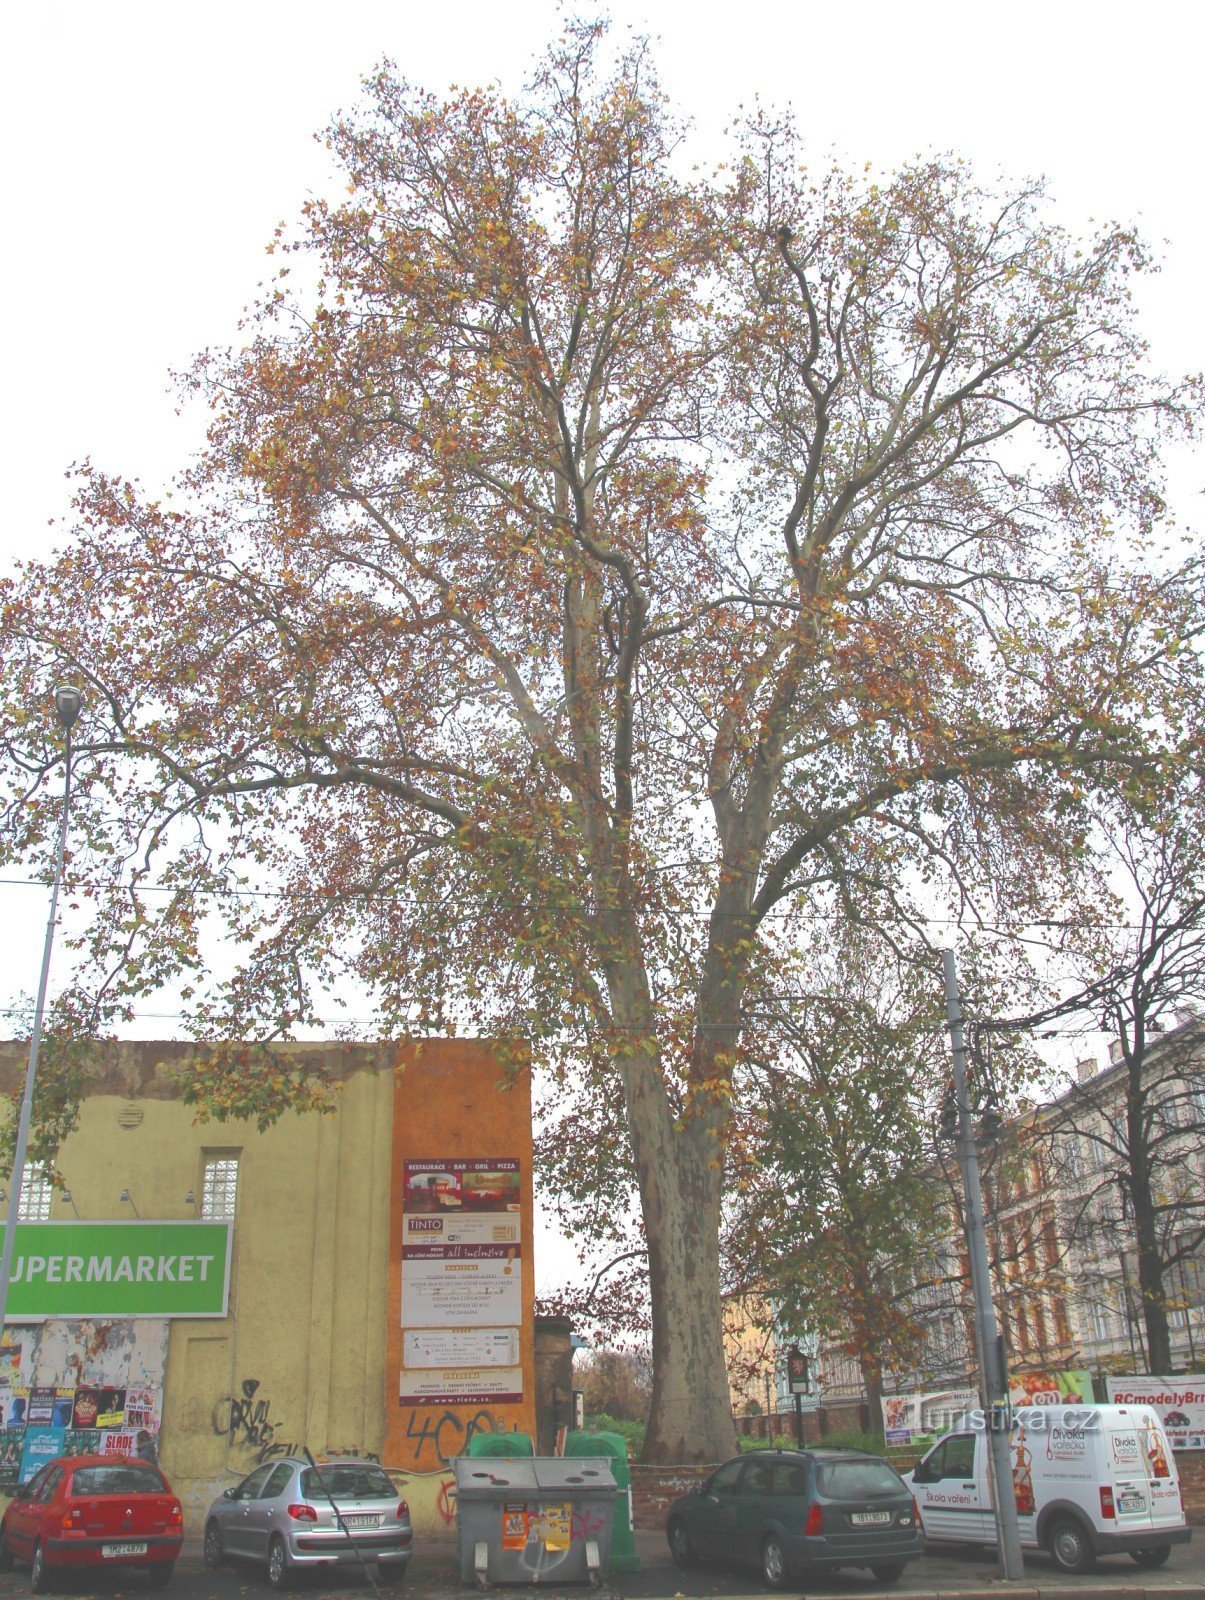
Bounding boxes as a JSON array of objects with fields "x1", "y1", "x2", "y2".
[{"x1": 908, "y1": 1403, "x2": 1191, "y2": 1574}]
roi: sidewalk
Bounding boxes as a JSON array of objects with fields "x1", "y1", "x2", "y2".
[{"x1": 391, "y1": 1527, "x2": 1205, "y2": 1600}]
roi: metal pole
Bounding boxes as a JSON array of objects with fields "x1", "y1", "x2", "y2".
[
  {"x1": 942, "y1": 949, "x2": 1025, "y2": 1581},
  {"x1": 0, "y1": 688, "x2": 82, "y2": 1339}
]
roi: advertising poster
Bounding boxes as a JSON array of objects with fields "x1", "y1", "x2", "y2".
[
  {"x1": 882, "y1": 1388, "x2": 976, "y2": 1447},
  {"x1": 401, "y1": 1248, "x2": 522, "y2": 1327},
  {"x1": 0, "y1": 1388, "x2": 30, "y2": 1430},
  {"x1": 1010, "y1": 1369, "x2": 1093, "y2": 1407},
  {"x1": 0, "y1": 1430, "x2": 24, "y2": 1491},
  {"x1": 27, "y1": 1386, "x2": 57, "y2": 1425},
  {"x1": 0, "y1": 1321, "x2": 166, "y2": 1470},
  {"x1": 404, "y1": 1327, "x2": 520, "y2": 1369},
  {"x1": 400, "y1": 1158, "x2": 524, "y2": 1406},
  {"x1": 399, "y1": 1367, "x2": 525, "y2": 1406},
  {"x1": 882, "y1": 1371, "x2": 1095, "y2": 1447},
  {"x1": 1106, "y1": 1376, "x2": 1205, "y2": 1451},
  {"x1": 18, "y1": 1426, "x2": 64, "y2": 1483}
]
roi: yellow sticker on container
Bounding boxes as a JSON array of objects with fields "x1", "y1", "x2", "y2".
[{"x1": 543, "y1": 1501, "x2": 571, "y2": 1551}]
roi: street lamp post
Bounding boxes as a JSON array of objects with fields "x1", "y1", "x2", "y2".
[
  {"x1": 0, "y1": 686, "x2": 83, "y2": 1339},
  {"x1": 942, "y1": 948, "x2": 1025, "y2": 1581}
]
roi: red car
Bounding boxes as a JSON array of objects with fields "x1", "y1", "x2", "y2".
[{"x1": 0, "y1": 1455, "x2": 183, "y2": 1591}]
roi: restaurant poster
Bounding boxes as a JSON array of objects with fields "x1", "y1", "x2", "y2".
[
  {"x1": 399, "y1": 1158, "x2": 524, "y2": 1406},
  {"x1": 1106, "y1": 1376, "x2": 1205, "y2": 1451}
]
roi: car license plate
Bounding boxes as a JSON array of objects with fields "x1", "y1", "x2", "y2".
[
  {"x1": 101, "y1": 1542, "x2": 148, "y2": 1557},
  {"x1": 1118, "y1": 1493, "x2": 1146, "y2": 1514},
  {"x1": 850, "y1": 1511, "x2": 892, "y2": 1527},
  {"x1": 345, "y1": 1515, "x2": 379, "y2": 1529}
]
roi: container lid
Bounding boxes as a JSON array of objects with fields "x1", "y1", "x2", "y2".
[
  {"x1": 532, "y1": 1458, "x2": 616, "y2": 1492},
  {"x1": 452, "y1": 1456, "x2": 617, "y2": 1496},
  {"x1": 453, "y1": 1457, "x2": 541, "y2": 1495}
]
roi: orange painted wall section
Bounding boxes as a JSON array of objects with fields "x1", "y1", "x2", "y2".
[{"x1": 383, "y1": 1039, "x2": 535, "y2": 1493}]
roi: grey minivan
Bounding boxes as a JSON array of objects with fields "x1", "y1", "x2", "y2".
[
  {"x1": 204, "y1": 1458, "x2": 412, "y2": 1588},
  {"x1": 666, "y1": 1447, "x2": 923, "y2": 1588}
]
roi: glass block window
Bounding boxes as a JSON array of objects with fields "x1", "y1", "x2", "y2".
[
  {"x1": 200, "y1": 1156, "x2": 240, "y2": 1221},
  {"x1": 17, "y1": 1165, "x2": 53, "y2": 1222}
]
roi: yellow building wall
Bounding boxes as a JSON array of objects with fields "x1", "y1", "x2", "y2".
[{"x1": 0, "y1": 1038, "x2": 533, "y2": 1535}]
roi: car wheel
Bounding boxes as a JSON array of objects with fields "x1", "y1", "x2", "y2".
[
  {"x1": 204, "y1": 1520, "x2": 224, "y2": 1570},
  {"x1": 0, "y1": 1528, "x2": 13, "y2": 1573},
  {"x1": 146, "y1": 1562, "x2": 175, "y2": 1590},
  {"x1": 1130, "y1": 1545, "x2": 1171, "y2": 1569},
  {"x1": 1048, "y1": 1517, "x2": 1095, "y2": 1574},
  {"x1": 871, "y1": 1562, "x2": 905, "y2": 1584},
  {"x1": 761, "y1": 1534, "x2": 789, "y2": 1590},
  {"x1": 267, "y1": 1535, "x2": 291, "y2": 1591},
  {"x1": 30, "y1": 1541, "x2": 49, "y2": 1595},
  {"x1": 667, "y1": 1519, "x2": 697, "y2": 1569},
  {"x1": 378, "y1": 1561, "x2": 408, "y2": 1585}
]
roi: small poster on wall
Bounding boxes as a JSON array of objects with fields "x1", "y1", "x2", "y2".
[
  {"x1": 19, "y1": 1427, "x2": 64, "y2": 1483},
  {"x1": 0, "y1": 1430, "x2": 24, "y2": 1491},
  {"x1": 27, "y1": 1387, "x2": 57, "y2": 1426}
]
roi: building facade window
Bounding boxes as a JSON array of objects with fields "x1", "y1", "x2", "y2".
[
  {"x1": 200, "y1": 1155, "x2": 240, "y2": 1221},
  {"x1": 17, "y1": 1165, "x2": 53, "y2": 1222}
]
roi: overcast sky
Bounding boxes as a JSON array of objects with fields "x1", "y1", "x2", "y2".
[{"x1": 2, "y1": 1, "x2": 1200, "y2": 1281}]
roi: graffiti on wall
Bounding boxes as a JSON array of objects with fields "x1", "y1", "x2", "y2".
[
  {"x1": 213, "y1": 1377, "x2": 384, "y2": 1467},
  {"x1": 212, "y1": 1377, "x2": 276, "y2": 1451}
]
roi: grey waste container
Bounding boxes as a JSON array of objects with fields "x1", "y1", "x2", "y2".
[{"x1": 454, "y1": 1455, "x2": 617, "y2": 1586}]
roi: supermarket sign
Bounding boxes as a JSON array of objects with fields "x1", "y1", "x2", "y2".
[{"x1": 0, "y1": 1222, "x2": 231, "y2": 1318}]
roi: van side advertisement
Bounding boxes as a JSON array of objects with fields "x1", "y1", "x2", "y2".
[{"x1": 1106, "y1": 1376, "x2": 1205, "y2": 1451}]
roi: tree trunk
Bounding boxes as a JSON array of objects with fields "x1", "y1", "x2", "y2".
[
  {"x1": 1124, "y1": 1043, "x2": 1173, "y2": 1373},
  {"x1": 612, "y1": 1024, "x2": 735, "y2": 1462},
  {"x1": 1132, "y1": 1197, "x2": 1173, "y2": 1372},
  {"x1": 858, "y1": 1350, "x2": 885, "y2": 1439}
]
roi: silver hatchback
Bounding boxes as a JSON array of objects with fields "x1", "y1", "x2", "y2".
[{"x1": 204, "y1": 1458, "x2": 412, "y2": 1588}]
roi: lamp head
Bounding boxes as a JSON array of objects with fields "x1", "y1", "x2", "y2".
[
  {"x1": 120, "y1": 1189, "x2": 131, "y2": 1203},
  {"x1": 54, "y1": 685, "x2": 83, "y2": 732}
]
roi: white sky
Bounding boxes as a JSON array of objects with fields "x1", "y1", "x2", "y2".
[{"x1": 1, "y1": 0, "x2": 1202, "y2": 1287}]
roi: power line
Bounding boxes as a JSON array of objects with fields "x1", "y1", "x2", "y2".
[{"x1": 0, "y1": 876, "x2": 1156, "y2": 932}]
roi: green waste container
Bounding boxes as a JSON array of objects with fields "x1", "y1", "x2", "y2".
[
  {"x1": 467, "y1": 1430, "x2": 534, "y2": 1458},
  {"x1": 564, "y1": 1432, "x2": 638, "y2": 1571}
]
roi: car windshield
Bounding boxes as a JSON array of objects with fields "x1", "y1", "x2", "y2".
[
  {"x1": 300, "y1": 1465, "x2": 396, "y2": 1501},
  {"x1": 816, "y1": 1460, "x2": 904, "y2": 1499},
  {"x1": 71, "y1": 1464, "x2": 166, "y2": 1496}
]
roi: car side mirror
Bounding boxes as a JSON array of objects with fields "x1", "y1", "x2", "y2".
[{"x1": 222, "y1": 1487, "x2": 239, "y2": 1500}]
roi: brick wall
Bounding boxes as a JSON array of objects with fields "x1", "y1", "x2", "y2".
[
  {"x1": 1179, "y1": 1450, "x2": 1205, "y2": 1525},
  {"x1": 631, "y1": 1450, "x2": 1205, "y2": 1530},
  {"x1": 630, "y1": 1464, "x2": 715, "y2": 1529},
  {"x1": 735, "y1": 1402, "x2": 869, "y2": 1442}
]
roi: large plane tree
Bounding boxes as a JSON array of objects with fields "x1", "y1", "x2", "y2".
[{"x1": 0, "y1": 24, "x2": 1201, "y2": 1458}]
